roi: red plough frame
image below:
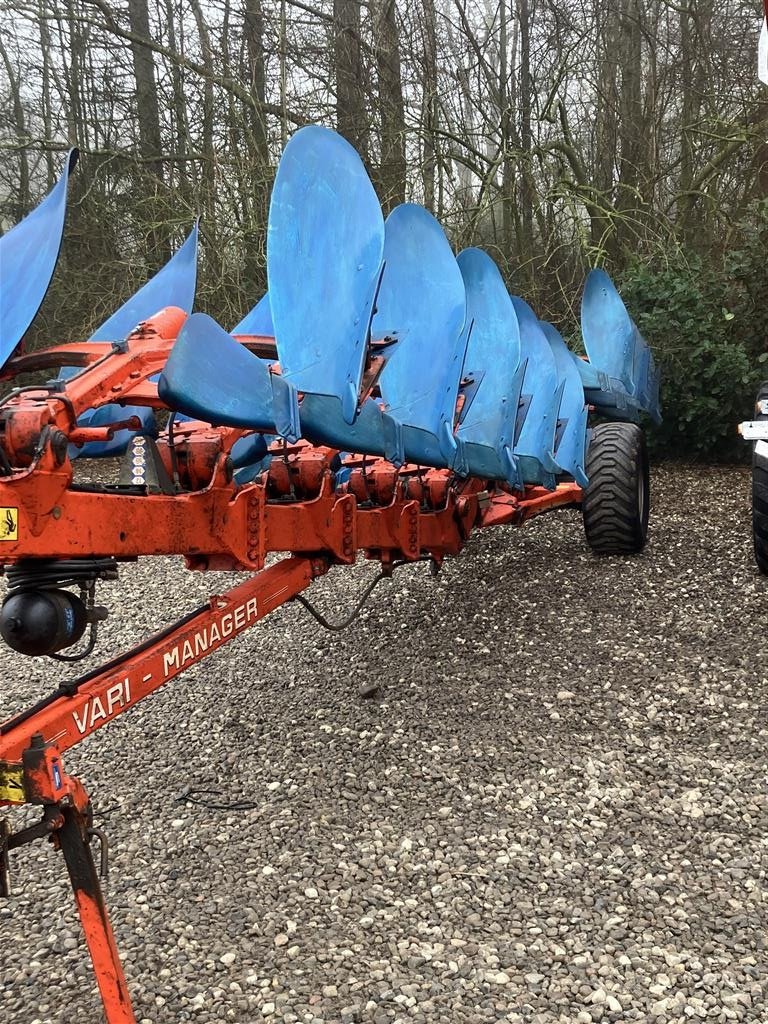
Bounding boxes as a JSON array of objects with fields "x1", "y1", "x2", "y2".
[{"x1": 0, "y1": 310, "x2": 581, "y2": 1022}]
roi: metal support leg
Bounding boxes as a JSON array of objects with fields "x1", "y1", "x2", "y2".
[{"x1": 58, "y1": 805, "x2": 136, "y2": 1024}]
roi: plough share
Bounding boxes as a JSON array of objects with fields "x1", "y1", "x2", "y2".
[{"x1": 0, "y1": 127, "x2": 659, "y2": 1022}]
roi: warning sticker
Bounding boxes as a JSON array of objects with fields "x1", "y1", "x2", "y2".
[
  {"x1": 0, "y1": 508, "x2": 17, "y2": 541},
  {"x1": 0, "y1": 763, "x2": 25, "y2": 804}
]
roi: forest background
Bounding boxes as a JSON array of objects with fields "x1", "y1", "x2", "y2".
[{"x1": 1, "y1": 0, "x2": 766, "y2": 457}]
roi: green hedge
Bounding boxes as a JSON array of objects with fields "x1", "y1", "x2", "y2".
[{"x1": 617, "y1": 214, "x2": 768, "y2": 459}]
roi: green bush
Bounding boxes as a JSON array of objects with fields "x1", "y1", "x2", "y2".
[{"x1": 618, "y1": 250, "x2": 765, "y2": 460}]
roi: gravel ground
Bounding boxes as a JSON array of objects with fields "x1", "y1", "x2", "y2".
[{"x1": 0, "y1": 462, "x2": 766, "y2": 1024}]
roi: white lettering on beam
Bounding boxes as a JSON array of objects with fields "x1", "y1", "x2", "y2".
[
  {"x1": 72, "y1": 678, "x2": 132, "y2": 735},
  {"x1": 161, "y1": 599, "x2": 259, "y2": 680},
  {"x1": 163, "y1": 646, "x2": 180, "y2": 675}
]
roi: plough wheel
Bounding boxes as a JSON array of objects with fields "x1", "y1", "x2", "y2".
[
  {"x1": 752, "y1": 381, "x2": 768, "y2": 575},
  {"x1": 582, "y1": 421, "x2": 649, "y2": 554}
]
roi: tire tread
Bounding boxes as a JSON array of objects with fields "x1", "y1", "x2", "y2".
[{"x1": 583, "y1": 422, "x2": 649, "y2": 555}]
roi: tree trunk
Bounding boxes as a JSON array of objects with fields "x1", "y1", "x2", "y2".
[
  {"x1": 499, "y1": 0, "x2": 512, "y2": 256},
  {"x1": 373, "y1": 0, "x2": 406, "y2": 210},
  {"x1": 39, "y1": 0, "x2": 54, "y2": 186},
  {"x1": 518, "y1": 0, "x2": 534, "y2": 257},
  {"x1": 421, "y1": 0, "x2": 438, "y2": 211},
  {"x1": 334, "y1": 0, "x2": 369, "y2": 161},
  {"x1": 165, "y1": 0, "x2": 191, "y2": 196},
  {"x1": 190, "y1": 2, "x2": 215, "y2": 193},
  {"x1": 0, "y1": 35, "x2": 30, "y2": 217},
  {"x1": 244, "y1": 0, "x2": 270, "y2": 162},
  {"x1": 616, "y1": 0, "x2": 644, "y2": 249},
  {"x1": 241, "y1": 0, "x2": 271, "y2": 303},
  {"x1": 593, "y1": 1, "x2": 619, "y2": 251},
  {"x1": 678, "y1": 2, "x2": 696, "y2": 238},
  {"x1": 63, "y1": 0, "x2": 86, "y2": 147},
  {"x1": 126, "y1": 0, "x2": 164, "y2": 182}
]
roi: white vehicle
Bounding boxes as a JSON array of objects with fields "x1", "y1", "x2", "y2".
[
  {"x1": 736, "y1": 16, "x2": 768, "y2": 574},
  {"x1": 739, "y1": 384, "x2": 768, "y2": 573}
]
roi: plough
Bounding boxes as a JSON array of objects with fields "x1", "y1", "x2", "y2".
[{"x1": 0, "y1": 127, "x2": 659, "y2": 1022}]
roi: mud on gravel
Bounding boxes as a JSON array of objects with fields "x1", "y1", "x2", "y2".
[{"x1": 0, "y1": 463, "x2": 765, "y2": 1024}]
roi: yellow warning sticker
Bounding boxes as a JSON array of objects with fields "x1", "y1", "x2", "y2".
[
  {"x1": 0, "y1": 763, "x2": 25, "y2": 804},
  {"x1": 0, "y1": 508, "x2": 18, "y2": 541}
]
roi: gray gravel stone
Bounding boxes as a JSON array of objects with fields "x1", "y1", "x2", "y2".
[{"x1": 0, "y1": 463, "x2": 766, "y2": 1023}]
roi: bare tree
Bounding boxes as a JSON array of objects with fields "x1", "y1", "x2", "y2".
[{"x1": 0, "y1": 0, "x2": 765, "y2": 331}]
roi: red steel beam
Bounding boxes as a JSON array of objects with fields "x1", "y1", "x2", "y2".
[
  {"x1": 58, "y1": 805, "x2": 136, "y2": 1024},
  {"x1": 0, "y1": 556, "x2": 323, "y2": 771}
]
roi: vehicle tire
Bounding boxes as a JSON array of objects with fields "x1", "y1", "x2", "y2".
[
  {"x1": 583, "y1": 421, "x2": 649, "y2": 554},
  {"x1": 752, "y1": 381, "x2": 768, "y2": 575}
]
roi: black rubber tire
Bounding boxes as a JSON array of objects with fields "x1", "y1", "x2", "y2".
[
  {"x1": 752, "y1": 381, "x2": 768, "y2": 575},
  {"x1": 583, "y1": 421, "x2": 649, "y2": 554}
]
